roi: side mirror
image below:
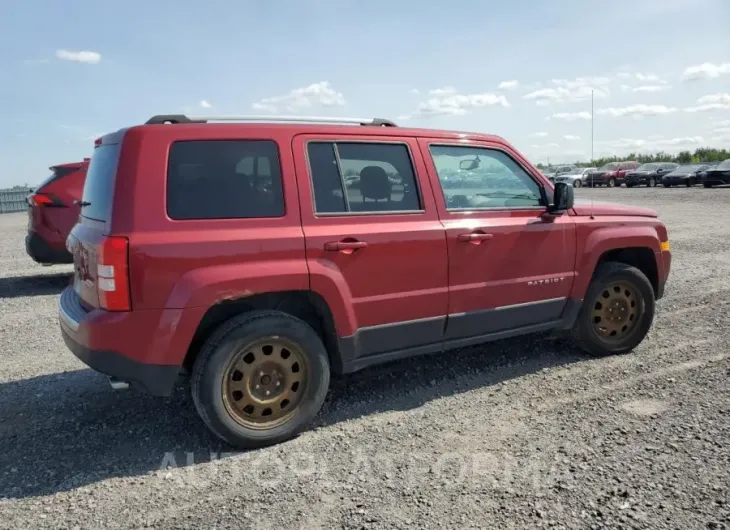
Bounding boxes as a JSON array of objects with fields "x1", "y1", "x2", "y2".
[{"x1": 547, "y1": 182, "x2": 574, "y2": 215}]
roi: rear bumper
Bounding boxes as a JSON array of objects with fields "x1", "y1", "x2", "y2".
[
  {"x1": 58, "y1": 286, "x2": 202, "y2": 396},
  {"x1": 26, "y1": 232, "x2": 73, "y2": 264}
]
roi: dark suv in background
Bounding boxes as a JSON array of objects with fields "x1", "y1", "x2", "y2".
[
  {"x1": 701, "y1": 159, "x2": 730, "y2": 187},
  {"x1": 587, "y1": 161, "x2": 640, "y2": 187},
  {"x1": 624, "y1": 162, "x2": 678, "y2": 188},
  {"x1": 26, "y1": 159, "x2": 89, "y2": 264}
]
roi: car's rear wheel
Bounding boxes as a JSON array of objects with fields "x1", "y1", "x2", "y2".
[
  {"x1": 191, "y1": 310, "x2": 330, "y2": 449},
  {"x1": 663, "y1": 182, "x2": 671, "y2": 188},
  {"x1": 703, "y1": 182, "x2": 713, "y2": 188},
  {"x1": 649, "y1": 177, "x2": 656, "y2": 187},
  {"x1": 687, "y1": 177, "x2": 696, "y2": 187},
  {"x1": 571, "y1": 262, "x2": 655, "y2": 357}
]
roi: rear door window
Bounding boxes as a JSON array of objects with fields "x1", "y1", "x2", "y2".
[
  {"x1": 167, "y1": 140, "x2": 285, "y2": 220},
  {"x1": 80, "y1": 144, "x2": 122, "y2": 221},
  {"x1": 307, "y1": 142, "x2": 422, "y2": 214}
]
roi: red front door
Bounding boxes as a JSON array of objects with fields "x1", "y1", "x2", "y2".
[
  {"x1": 292, "y1": 134, "x2": 449, "y2": 362},
  {"x1": 418, "y1": 139, "x2": 577, "y2": 340}
]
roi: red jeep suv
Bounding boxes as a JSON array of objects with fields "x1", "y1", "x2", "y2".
[
  {"x1": 26, "y1": 159, "x2": 89, "y2": 264},
  {"x1": 59, "y1": 114, "x2": 671, "y2": 448}
]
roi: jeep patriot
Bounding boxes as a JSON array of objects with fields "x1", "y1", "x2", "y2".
[{"x1": 59, "y1": 114, "x2": 671, "y2": 448}]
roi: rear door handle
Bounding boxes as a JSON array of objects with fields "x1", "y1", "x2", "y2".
[
  {"x1": 324, "y1": 240, "x2": 368, "y2": 251},
  {"x1": 457, "y1": 232, "x2": 493, "y2": 243}
]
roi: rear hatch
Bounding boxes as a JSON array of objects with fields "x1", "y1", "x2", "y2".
[
  {"x1": 67, "y1": 137, "x2": 130, "y2": 311},
  {"x1": 27, "y1": 162, "x2": 88, "y2": 237}
]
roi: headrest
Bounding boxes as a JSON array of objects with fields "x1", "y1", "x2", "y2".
[{"x1": 359, "y1": 166, "x2": 391, "y2": 200}]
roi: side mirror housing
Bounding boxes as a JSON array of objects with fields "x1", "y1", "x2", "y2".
[{"x1": 547, "y1": 181, "x2": 574, "y2": 215}]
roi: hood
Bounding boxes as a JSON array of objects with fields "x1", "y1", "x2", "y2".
[{"x1": 572, "y1": 199, "x2": 657, "y2": 218}]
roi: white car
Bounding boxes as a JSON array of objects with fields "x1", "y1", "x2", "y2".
[{"x1": 553, "y1": 167, "x2": 597, "y2": 188}]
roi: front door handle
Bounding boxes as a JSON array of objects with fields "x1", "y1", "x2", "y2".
[
  {"x1": 324, "y1": 240, "x2": 368, "y2": 252},
  {"x1": 457, "y1": 232, "x2": 493, "y2": 243}
]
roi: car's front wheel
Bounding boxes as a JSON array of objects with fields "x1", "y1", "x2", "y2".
[
  {"x1": 191, "y1": 310, "x2": 331, "y2": 449},
  {"x1": 687, "y1": 177, "x2": 696, "y2": 187},
  {"x1": 571, "y1": 262, "x2": 655, "y2": 357},
  {"x1": 648, "y1": 177, "x2": 656, "y2": 187},
  {"x1": 574, "y1": 180, "x2": 582, "y2": 188},
  {"x1": 608, "y1": 178, "x2": 616, "y2": 188}
]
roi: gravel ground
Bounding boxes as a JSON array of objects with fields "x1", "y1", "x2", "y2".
[{"x1": 1, "y1": 187, "x2": 729, "y2": 530}]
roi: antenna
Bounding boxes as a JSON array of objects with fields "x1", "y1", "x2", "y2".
[{"x1": 590, "y1": 89, "x2": 595, "y2": 220}]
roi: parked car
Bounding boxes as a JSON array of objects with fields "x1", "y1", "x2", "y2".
[
  {"x1": 545, "y1": 165, "x2": 577, "y2": 183},
  {"x1": 701, "y1": 159, "x2": 730, "y2": 187},
  {"x1": 553, "y1": 167, "x2": 597, "y2": 188},
  {"x1": 25, "y1": 159, "x2": 89, "y2": 264},
  {"x1": 59, "y1": 114, "x2": 671, "y2": 449},
  {"x1": 587, "y1": 161, "x2": 641, "y2": 187},
  {"x1": 624, "y1": 162, "x2": 678, "y2": 188},
  {"x1": 661, "y1": 164, "x2": 709, "y2": 187}
]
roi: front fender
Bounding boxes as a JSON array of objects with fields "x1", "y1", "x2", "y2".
[{"x1": 571, "y1": 223, "x2": 662, "y2": 299}]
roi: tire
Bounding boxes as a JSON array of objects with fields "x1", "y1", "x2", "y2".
[
  {"x1": 626, "y1": 183, "x2": 633, "y2": 188},
  {"x1": 574, "y1": 180, "x2": 582, "y2": 188},
  {"x1": 663, "y1": 182, "x2": 670, "y2": 188},
  {"x1": 608, "y1": 178, "x2": 616, "y2": 188},
  {"x1": 571, "y1": 262, "x2": 655, "y2": 357},
  {"x1": 648, "y1": 177, "x2": 656, "y2": 187},
  {"x1": 703, "y1": 182, "x2": 713, "y2": 188},
  {"x1": 687, "y1": 177, "x2": 695, "y2": 187},
  {"x1": 191, "y1": 310, "x2": 331, "y2": 449}
]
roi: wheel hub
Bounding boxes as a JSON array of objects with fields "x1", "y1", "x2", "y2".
[
  {"x1": 222, "y1": 337, "x2": 308, "y2": 430},
  {"x1": 591, "y1": 280, "x2": 641, "y2": 341}
]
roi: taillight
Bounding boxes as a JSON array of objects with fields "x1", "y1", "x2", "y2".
[
  {"x1": 97, "y1": 236, "x2": 131, "y2": 311},
  {"x1": 28, "y1": 193, "x2": 64, "y2": 207}
]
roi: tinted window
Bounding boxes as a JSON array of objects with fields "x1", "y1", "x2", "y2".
[
  {"x1": 308, "y1": 142, "x2": 422, "y2": 214},
  {"x1": 81, "y1": 145, "x2": 121, "y2": 221},
  {"x1": 37, "y1": 165, "x2": 82, "y2": 190},
  {"x1": 167, "y1": 140, "x2": 284, "y2": 220},
  {"x1": 717, "y1": 159, "x2": 730, "y2": 170},
  {"x1": 429, "y1": 145, "x2": 543, "y2": 209}
]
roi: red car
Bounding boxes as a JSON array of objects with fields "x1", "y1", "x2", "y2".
[
  {"x1": 60, "y1": 114, "x2": 671, "y2": 448},
  {"x1": 26, "y1": 159, "x2": 89, "y2": 264},
  {"x1": 586, "y1": 161, "x2": 640, "y2": 187}
]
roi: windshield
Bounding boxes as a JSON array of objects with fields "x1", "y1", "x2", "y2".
[
  {"x1": 717, "y1": 159, "x2": 730, "y2": 170},
  {"x1": 599, "y1": 163, "x2": 618, "y2": 171},
  {"x1": 637, "y1": 163, "x2": 658, "y2": 171}
]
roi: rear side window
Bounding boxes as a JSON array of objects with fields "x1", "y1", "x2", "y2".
[
  {"x1": 167, "y1": 140, "x2": 284, "y2": 220},
  {"x1": 307, "y1": 142, "x2": 422, "y2": 214},
  {"x1": 81, "y1": 145, "x2": 121, "y2": 221}
]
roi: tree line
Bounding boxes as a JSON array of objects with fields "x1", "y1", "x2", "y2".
[{"x1": 536, "y1": 147, "x2": 729, "y2": 169}]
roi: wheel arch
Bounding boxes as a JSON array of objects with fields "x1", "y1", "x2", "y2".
[
  {"x1": 593, "y1": 247, "x2": 659, "y2": 297},
  {"x1": 183, "y1": 290, "x2": 343, "y2": 374}
]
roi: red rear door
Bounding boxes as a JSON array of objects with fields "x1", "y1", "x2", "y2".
[
  {"x1": 418, "y1": 138, "x2": 577, "y2": 341},
  {"x1": 292, "y1": 134, "x2": 448, "y2": 361}
]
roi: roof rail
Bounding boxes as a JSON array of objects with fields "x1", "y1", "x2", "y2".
[{"x1": 144, "y1": 114, "x2": 397, "y2": 127}]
